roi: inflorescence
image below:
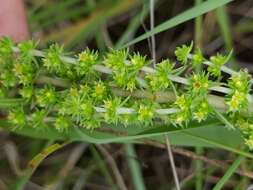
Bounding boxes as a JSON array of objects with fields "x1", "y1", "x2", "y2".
[{"x1": 0, "y1": 37, "x2": 253, "y2": 148}]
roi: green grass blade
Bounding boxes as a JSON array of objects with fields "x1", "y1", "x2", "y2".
[
  {"x1": 213, "y1": 108, "x2": 235, "y2": 130},
  {"x1": 216, "y1": 6, "x2": 233, "y2": 51},
  {"x1": 126, "y1": 144, "x2": 146, "y2": 190},
  {"x1": 9, "y1": 142, "x2": 68, "y2": 190},
  {"x1": 216, "y1": 5, "x2": 236, "y2": 69},
  {"x1": 123, "y1": 0, "x2": 233, "y2": 48},
  {"x1": 115, "y1": 2, "x2": 149, "y2": 49},
  {"x1": 194, "y1": 0, "x2": 203, "y2": 49},
  {"x1": 194, "y1": 1, "x2": 204, "y2": 188},
  {"x1": 65, "y1": 0, "x2": 139, "y2": 50},
  {"x1": 212, "y1": 155, "x2": 244, "y2": 190}
]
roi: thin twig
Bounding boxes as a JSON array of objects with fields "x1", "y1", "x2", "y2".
[
  {"x1": 165, "y1": 135, "x2": 181, "y2": 190},
  {"x1": 142, "y1": 140, "x2": 253, "y2": 179},
  {"x1": 55, "y1": 144, "x2": 87, "y2": 184},
  {"x1": 150, "y1": 0, "x2": 156, "y2": 65},
  {"x1": 96, "y1": 145, "x2": 128, "y2": 190}
]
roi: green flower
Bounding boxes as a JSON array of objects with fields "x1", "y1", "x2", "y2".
[
  {"x1": 245, "y1": 134, "x2": 253, "y2": 150},
  {"x1": 106, "y1": 51, "x2": 146, "y2": 91},
  {"x1": 192, "y1": 48, "x2": 204, "y2": 67},
  {"x1": 0, "y1": 70, "x2": 17, "y2": 87},
  {"x1": 54, "y1": 116, "x2": 70, "y2": 132},
  {"x1": 137, "y1": 103, "x2": 155, "y2": 124},
  {"x1": 79, "y1": 84, "x2": 91, "y2": 95},
  {"x1": 193, "y1": 100, "x2": 211, "y2": 122},
  {"x1": 226, "y1": 90, "x2": 248, "y2": 112},
  {"x1": 146, "y1": 74, "x2": 169, "y2": 91},
  {"x1": 208, "y1": 53, "x2": 230, "y2": 77},
  {"x1": 113, "y1": 71, "x2": 138, "y2": 91},
  {"x1": 172, "y1": 95, "x2": 192, "y2": 125},
  {"x1": 175, "y1": 42, "x2": 193, "y2": 64},
  {"x1": 92, "y1": 81, "x2": 107, "y2": 101},
  {"x1": 43, "y1": 44, "x2": 67, "y2": 74},
  {"x1": 0, "y1": 37, "x2": 13, "y2": 57},
  {"x1": 156, "y1": 59, "x2": 174, "y2": 74},
  {"x1": 76, "y1": 48, "x2": 98, "y2": 76},
  {"x1": 130, "y1": 53, "x2": 146, "y2": 69},
  {"x1": 80, "y1": 101, "x2": 94, "y2": 119},
  {"x1": 228, "y1": 70, "x2": 251, "y2": 93},
  {"x1": 235, "y1": 119, "x2": 253, "y2": 135},
  {"x1": 146, "y1": 59, "x2": 173, "y2": 91},
  {"x1": 189, "y1": 72, "x2": 209, "y2": 96},
  {"x1": 104, "y1": 49, "x2": 128, "y2": 70},
  {"x1": 59, "y1": 86, "x2": 97, "y2": 129},
  {"x1": 36, "y1": 86, "x2": 58, "y2": 107},
  {"x1": 8, "y1": 109, "x2": 26, "y2": 127},
  {"x1": 13, "y1": 62, "x2": 35, "y2": 85},
  {"x1": 121, "y1": 114, "x2": 138, "y2": 126},
  {"x1": 19, "y1": 86, "x2": 33, "y2": 99},
  {"x1": 225, "y1": 70, "x2": 251, "y2": 113},
  {"x1": 104, "y1": 98, "x2": 121, "y2": 124},
  {"x1": 172, "y1": 110, "x2": 190, "y2": 126},
  {"x1": 80, "y1": 119, "x2": 101, "y2": 130},
  {"x1": 30, "y1": 110, "x2": 47, "y2": 128},
  {"x1": 60, "y1": 88, "x2": 89, "y2": 121},
  {"x1": 18, "y1": 40, "x2": 37, "y2": 63},
  {"x1": 174, "y1": 95, "x2": 191, "y2": 111},
  {"x1": 126, "y1": 78, "x2": 136, "y2": 91}
]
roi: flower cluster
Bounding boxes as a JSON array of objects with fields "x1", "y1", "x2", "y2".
[
  {"x1": 43, "y1": 44, "x2": 65, "y2": 74},
  {"x1": 105, "y1": 50, "x2": 147, "y2": 91},
  {"x1": 146, "y1": 60, "x2": 174, "y2": 91},
  {"x1": 208, "y1": 53, "x2": 229, "y2": 77},
  {"x1": 189, "y1": 72, "x2": 209, "y2": 96},
  {"x1": 226, "y1": 70, "x2": 251, "y2": 112},
  {"x1": 236, "y1": 119, "x2": 253, "y2": 149},
  {"x1": 175, "y1": 42, "x2": 193, "y2": 64},
  {"x1": 76, "y1": 48, "x2": 98, "y2": 77},
  {"x1": 0, "y1": 37, "x2": 253, "y2": 149},
  {"x1": 172, "y1": 95, "x2": 192, "y2": 125}
]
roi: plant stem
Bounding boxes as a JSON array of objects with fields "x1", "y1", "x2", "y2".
[
  {"x1": 12, "y1": 45, "x2": 246, "y2": 95},
  {"x1": 125, "y1": 144, "x2": 146, "y2": 190},
  {"x1": 34, "y1": 75, "x2": 253, "y2": 114}
]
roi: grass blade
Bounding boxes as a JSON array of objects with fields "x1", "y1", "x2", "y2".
[
  {"x1": 9, "y1": 142, "x2": 69, "y2": 190},
  {"x1": 216, "y1": 5, "x2": 236, "y2": 68},
  {"x1": 216, "y1": 6, "x2": 233, "y2": 51},
  {"x1": 126, "y1": 144, "x2": 146, "y2": 190},
  {"x1": 115, "y1": 2, "x2": 149, "y2": 49},
  {"x1": 213, "y1": 108, "x2": 235, "y2": 130},
  {"x1": 123, "y1": 0, "x2": 233, "y2": 48},
  {"x1": 213, "y1": 155, "x2": 244, "y2": 190}
]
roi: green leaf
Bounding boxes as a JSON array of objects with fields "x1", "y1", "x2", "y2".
[
  {"x1": 1, "y1": 118, "x2": 252, "y2": 159},
  {"x1": 123, "y1": 0, "x2": 233, "y2": 48},
  {"x1": 212, "y1": 155, "x2": 244, "y2": 190}
]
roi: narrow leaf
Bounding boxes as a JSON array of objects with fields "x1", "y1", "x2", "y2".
[{"x1": 123, "y1": 0, "x2": 233, "y2": 47}]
